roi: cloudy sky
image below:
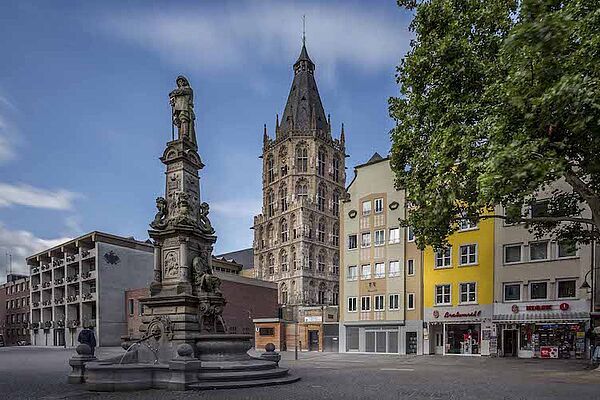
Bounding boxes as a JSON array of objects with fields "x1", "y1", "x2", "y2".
[{"x1": 0, "y1": 0, "x2": 412, "y2": 281}]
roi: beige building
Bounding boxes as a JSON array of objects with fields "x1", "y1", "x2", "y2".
[
  {"x1": 339, "y1": 153, "x2": 423, "y2": 354},
  {"x1": 493, "y1": 179, "x2": 595, "y2": 359},
  {"x1": 253, "y1": 42, "x2": 346, "y2": 319}
]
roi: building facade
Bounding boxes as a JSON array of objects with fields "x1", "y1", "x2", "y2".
[
  {"x1": 493, "y1": 180, "x2": 595, "y2": 359},
  {"x1": 253, "y1": 42, "x2": 346, "y2": 318},
  {"x1": 423, "y1": 215, "x2": 495, "y2": 356},
  {"x1": 339, "y1": 154, "x2": 422, "y2": 354},
  {"x1": 0, "y1": 274, "x2": 30, "y2": 346},
  {"x1": 27, "y1": 231, "x2": 153, "y2": 347}
]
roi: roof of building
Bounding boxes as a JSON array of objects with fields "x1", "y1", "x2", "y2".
[
  {"x1": 355, "y1": 152, "x2": 389, "y2": 169},
  {"x1": 215, "y1": 247, "x2": 254, "y2": 270},
  {"x1": 279, "y1": 43, "x2": 328, "y2": 133}
]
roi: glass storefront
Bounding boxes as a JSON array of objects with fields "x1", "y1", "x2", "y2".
[
  {"x1": 519, "y1": 323, "x2": 584, "y2": 358},
  {"x1": 445, "y1": 323, "x2": 480, "y2": 355}
]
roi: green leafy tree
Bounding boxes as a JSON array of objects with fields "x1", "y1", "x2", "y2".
[{"x1": 390, "y1": 0, "x2": 600, "y2": 249}]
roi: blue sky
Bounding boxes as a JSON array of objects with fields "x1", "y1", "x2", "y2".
[{"x1": 0, "y1": 0, "x2": 412, "y2": 280}]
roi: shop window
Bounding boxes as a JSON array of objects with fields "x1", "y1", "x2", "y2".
[
  {"x1": 558, "y1": 240, "x2": 577, "y2": 258},
  {"x1": 407, "y1": 293, "x2": 415, "y2": 310},
  {"x1": 347, "y1": 297, "x2": 357, "y2": 312},
  {"x1": 504, "y1": 244, "x2": 522, "y2": 264},
  {"x1": 374, "y1": 230, "x2": 385, "y2": 246},
  {"x1": 389, "y1": 227, "x2": 400, "y2": 244},
  {"x1": 374, "y1": 198, "x2": 384, "y2": 214},
  {"x1": 389, "y1": 261, "x2": 400, "y2": 277},
  {"x1": 446, "y1": 324, "x2": 480, "y2": 355},
  {"x1": 459, "y1": 282, "x2": 477, "y2": 304},
  {"x1": 259, "y1": 327, "x2": 275, "y2": 336},
  {"x1": 374, "y1": 295, "x2": 385, "y2": 311},
  {"x1": 374, "y1": 263, "x2": 385, "y2": 278},
  {"x1": 503, "y1": 283, "x2": 521, "y2": 301},
  {"x1": 530, "y1": 282, "x2": 548, "y2": 300},
  {"x1": 361, "y1": 232, "x2": 371, "y2": 248},
  {"x1": 128, "y1": 299, "x2": 134, "y2": 316},
  {"x1": 348, "y1": 234, "x2": 358, "y2": 250},
  {"x1": 557, "y1": 280, "x2": 576, "y2": 299},
  {"x1": 406, "y1": 259, "x2": 415, "y2": 276},
  {"x1": 346, "y1": 327, "x2": 359, "y2": 351},
  {"x1": 435, "y1": 247, "x2": 452, "y2": 268},
  {"x1": 459, "y1": 244, "x2": 477, "y2": 265},
  {"x1": 347, "y1": 265, "x2": 357, "y2": 281},
  {"x1": 529, "y1": 241, "x2": 549, "y2": 261},
  {"x1": 407, "y1": 226, "x2": 415, "y2": 242},
  {"x1": 361, "y1": 264, "x2": 371, "y2": 280},
  {"x1": 435, "y1": 284, "x2": 451, "y2": 305},
  {"x1": 362, "y1": 201, "x2": 371, "y2": 216},
  {"x1": 389, "y1": 294, "x2": 400, "y2": 310},
  {"x1": 361, "y1": 296, "x2": 371, "y2": 311}
]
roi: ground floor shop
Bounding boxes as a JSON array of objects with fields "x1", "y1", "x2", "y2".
[{"x1": 339, "y1": 321, "x2": 424, "y2": 355}]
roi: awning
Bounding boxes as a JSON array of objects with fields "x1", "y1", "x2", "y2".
[{"x1": 493, "y1": 311, "x2": 589, "y2": 323}]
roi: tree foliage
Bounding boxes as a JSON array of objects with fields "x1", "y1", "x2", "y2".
[{"x1": 390, "y1": 0, "x2": 600, "y2": 249}]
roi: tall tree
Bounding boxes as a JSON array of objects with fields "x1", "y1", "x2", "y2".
[{"x1": 390, "y1": 0, "x2": 600, "y2": 249}]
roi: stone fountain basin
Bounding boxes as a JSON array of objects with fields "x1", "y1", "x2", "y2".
[
  {"x1": 195, "y1": 333, "x2": 253, "y2": 361},
  {"x1": 85, "y1": 362, "x2": 171, "y2": 391}
]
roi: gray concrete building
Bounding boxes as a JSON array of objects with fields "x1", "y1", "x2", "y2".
[{"x1": 27, "y1": 231, "x2": 153, "y2": 347}]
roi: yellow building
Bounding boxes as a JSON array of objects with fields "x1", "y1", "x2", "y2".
[{"x1": 423, "y1": 217, "x2": 495, "y2": 355}]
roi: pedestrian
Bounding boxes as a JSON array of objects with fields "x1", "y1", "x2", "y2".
[{"x1": 77, "y1": 326, "x2": 96, "y2": 356}]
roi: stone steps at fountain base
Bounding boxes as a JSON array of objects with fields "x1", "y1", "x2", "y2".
[
  {"x1": 201, "y1": 359, "x2": 276, "y2": 372},
  {"x1": 189, "y1": 374, "x2": 300, "y2": 390},
  {"x1": 199, "y1": 367, "x2": 289, "y2": 381}
]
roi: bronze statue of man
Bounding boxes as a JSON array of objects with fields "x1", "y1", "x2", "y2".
[{"x1": 169, "y1": 75, "x2": 197, "y2": 145}]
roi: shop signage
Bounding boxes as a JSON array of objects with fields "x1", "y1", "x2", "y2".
[
  {"x1": 540, "y1": 346, "x2": 558, "y2": 359},
  {"x1": 525, "y1": 304, "x2": 552, "y2": 311},
  {"x1": 433, "y1": 309, "x2": 481, "y2": 319},
  {"x1": 511, "y1": 305, "x2": 519, "y2": 313},
  {"x1": 560, "y1": 303, "x2": 570, "y2": 311},
  {"x1": 304, "y1": 316, "x2": 322, "y2": 323}
]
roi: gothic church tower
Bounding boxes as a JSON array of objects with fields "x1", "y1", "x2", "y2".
[{"x1": 253, "y1": 42, "x2": 346, "y2": 317}]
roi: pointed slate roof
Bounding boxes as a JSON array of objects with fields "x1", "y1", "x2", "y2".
[
  {"x1": 367, "y1": 152, "x2": 384, "y2": 163},
  {"x1": 279, "y1": 43, "x2": 328, "y2": 133}
]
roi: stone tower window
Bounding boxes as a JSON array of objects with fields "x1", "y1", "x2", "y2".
[
  {"x1": 317, "y1": 147, "x2": 327, "y2": 176},
  {"x1": 280, "y1": 218, "x2": 289, "y2": 242},
  {"x1": 333, "y1": 156, "x2": 340, "y2": 182},
  {"x1": 317, "y1": 183, "x2": 326, "y2": 212},
  {"x1": 268, "y1": 253, "x2": 275, "y2": 275},
  {"x1": 296, "y1": 180, "x2": 308, "y2": 203},
  {"x1": 332, "y1": 254, "x2": 340, "y2": 275},
  {"x1": 296, "y1": 145, "x2": 308, "y2": 172},
  {"x1": 317, "y1": 250, "x2": 326, "y2": 272},
  {"x1": 317, "y1": 218, "x2": 326, "y2": 242},
  {"x1": 318, "y1": 282, "x2": 327, "y2": 304},
  {"x1": 280, "y1": 249, "x2": 288, "y2": 272},
  {"x1": 333, "y1": 190, "x2": 340, "y2": 216},
  {"x1": 332, "y1": 222, "x2": 340, "y2": 246},
  {"x1": 291, "y1": 246, "x2": 297, "y2": 270},
  {"x1": 281, "y1": 283, "x2": 288, "y2": 304},
  {"x1": 279, "y1": 185, "x2": 288, "y2": 212},
  {"x1": 267, "y1": 155, "x2": 275, "y2": 183},
  {"x1": 267, "y1": 190, "x2": 275, "y2": 217}
]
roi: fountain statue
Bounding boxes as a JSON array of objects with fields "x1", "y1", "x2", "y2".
[{"x1": 69, "y1": 76, "x2": 299, "y2": 391}]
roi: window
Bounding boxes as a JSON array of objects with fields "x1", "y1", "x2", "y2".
[
  {"x1": 267, "y1": 155, "x2": 275, "y2": 183},
  {"x1": 362, "y1": 201, "x2": 371, "y2": 216},
  {"x1": 503, "y1": 283, "x2": 521, "y2": 301},
  {"x1": 347, "y1": 265, "x2": 357, "y2": 281},
  {"x1": 332, "y1": 255, "x2": 339, "y2": 275},
  {"x1": 374, "y1": 198, "x2": 384, "y2": 214},
  {"x1": 268, "y1": 254, "x2": 275, "y2": 275},
  {"x1": 296, "y1": 181, "x2": 308, "y2": 201},
  {"x1": 317, "y1": 219, "x2": 326, "y2": 242},
  {"x1": 317, "y1": 184, "x2": 326, "y2": 212},
  {"x1": 361, "y1": 264, "x2": 371, "y2": 279},
  {"x1": 530, "y1": 282, "x2": 548, "y2": 300},
  {"x1": 318, "y1": 290, "x2": 326, "y2": 304},
  {"x1": 407, "y1": 293, "x2": 415, "y2": 310},
  {"x1": 280, "y1": 251, "x2": 288, "y2": 272},
  {"x1": 558, "y1": 280, "x2": 576, "y2": 299},
  {"x1": 259, "y1": 327, "x2": 275, "y2": 336},
  {"x1": 374, "y1": 230, "x2": 385, "y2": 246},
  {"x1": 389, "y1": 227, "x2": 400, "y2": 244},
  {"x1": 374, "y1": 295, "x2": 385, "y2": 311},
  {"x1": 318, "y1": 148, "x2": 326, "y2": 176},
  {"x1": 435, "y1": 247, "x2": 452, "y2": 268},
  {"x1": 296, "y1": 146, "x2": 308, "y2": 172},
  {"x1": 333, "y1": 156, "x2": 340, "y2": 182},
  {"x1": 281, "y1": 290, "x2": 288, "y2": 304},
  {"x1": 333, "y1": 191, "x2": 340, "y2": 216},
  {"x1": 348, "y1": 234, "x2": 358, "y2": 250},
  {"x1": 531, "y1": 200, "x2": 549, "y2": 218},
  {"x1": 332, "y1": 290, "x2": 339, "y2": 306},
  {"x1": 279, "y1": 186, "x2": 288, "y2": 212},
  {"x1": 317, "y1": 252, "x2": 325, "y2": 272},
  {"x1": 361, "y1": 296, "x2": 371, "y2": 311},
  {"x1": 459, "y1": 282, "x2": 477, "y2": 304},
  {"x1": 128, "y1": 299, "x2": 134, "y2": 316},
  {"x1": 407, "y1": 226, "x2": 415, "y2": 242},
  {"x1": 504, "y1": 244, "x2": 522, "y2": 263},
  {"x1": 558, "y1": 240, "x2": 577, "y2": 258},
  {"x1": 388, "y1": 261, "x2": 400, "y2": 277},
  {"x1": 332, "y1": 223, "x2": 340, "y2": 247},
  {"x1": 458, "y1": 219, "x2": 477, "y2": 231},
  {"x1": 280, "y1": 219, "x2": 288, "y2": 242},
  {"x1": 529, "y1": 241, "x2": 549, "y2": 261},
  {"x1": 435, "y1": 284, "x2": 451, "y2": 305},
  {"x1": 406, "y1": 259, "x2": 415, "y2": 276},
  {"x1": 459, "y1": 244, "x2": 477, "y2": 265},
  {"x1": 348, "y1": 297, "x2": 357, "y2": 312},
  {"x1": 389, "y1": 294, "x2": 400, "y2": 310},
  {"x1": 374, "y1": 262, "x2": 385, "y2": 278},
  {"x1": 361, "y1": 232, "x2": 371, "y2": 248},
  {"x1": 267, "y1": 190, "x2": 275, "y2": 217}
]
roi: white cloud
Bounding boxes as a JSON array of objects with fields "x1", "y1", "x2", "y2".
[
  {"x1": 97, "y1": 2, "x2": 410, "y2": 76},
  {"x1": 0, "y1": 96, "x2": 17, "y2": 163},
  {"x1": 0, "y1": 222, "x2": 71, "y2": 281},
  {"x1": 0, "y1": 183, "x2": 80, "y2": 210}
]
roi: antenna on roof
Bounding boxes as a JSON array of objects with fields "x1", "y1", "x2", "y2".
[{"x1": 302, "y1": 15, "x2": 306, "y2": 46}]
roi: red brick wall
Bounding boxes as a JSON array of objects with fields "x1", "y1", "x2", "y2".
[{"x1": 125, "y1": 287, "x2": 149, "y2": 338}]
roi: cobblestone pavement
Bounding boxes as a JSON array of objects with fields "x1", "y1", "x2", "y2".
[{"x1": 1, "y1": 347, "x2": 599, "y2": 400}]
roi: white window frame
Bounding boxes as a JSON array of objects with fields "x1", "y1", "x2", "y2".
[
  {"x1": 388, "y1": 260, "x2": 400, "y2": 277},
  {"x1": 374, "y1": 295, "x2": 385, "y2": 311},
  {"x1": 435, "y1": 247, "x2": 452, "y2": 269},
  {"x1": 389, "y1": 294, "x2": 400, "y2": 310},
  {"x1": 406, "y1": 259, "x2": 415, "y2": 276},
  {"x1": 361, "y1": 296, "x2": 371, "y2": 311},
  {"x1": 459, "y1": 243, "x2": 478, "y2": 266},
  {"x1": 529, "y1": 240, "x2": 549, "y2": 261},
  {"x1": 374, "y1": 198, "x2": 384, "y2": 214},
  {"x1": 374, "y1": 230, "x2": 385, "y2": 246},
  {"x1": 348, "y1": 234, "x2": 358, "y2": 250},
  {"x1": 374, "y1": 262, "x2": 385, "y2": 278},
  {"x1": 407, "y1": 293, "x2": 415, "y2": 310},
  {"x1": 389, "y1": 227, "x2": 400, "y2": 244},
  {"x1": 503, "y1": 243, "x2": 523, "y2": 264},
  {"x1": 361, "y1": 232, "x2": 371, "y2": 248},
  {"x1": 362, "y1": 201, "x2": 372, "y2": 216},
  {"x1": 459, "y1": 282, "x2": 477, "y2": 304},
  {"x1": 347, "y1": 265, "x2": 357, "y2": 281},
  {"x1": 407, "y1": 226, "x2": 415, "y2": 242},
  {"x1": 458, "y1": 219, "x2": 478, "y2": 231},
  {"x1": 360, "y1": 264, "x2": 371, "y2": 280},
  {"x1": 557, "y1": 279, "x2": 577, "y2": 299},
  {"x1": 347, "y1": 297, "x2": 357, "y2": 312},
  {"x1": 557, "y1": 240, "x2": 578, "y2": 259},
  {"x1": 503, "y1": 283, "x2": 521, "y2": 302},
  {"x1": 530, "y1": 281, "x2": 549, "y2": 300},
  {"x1": 435, "y1": 284, "x2": 451, "y2": 306}
]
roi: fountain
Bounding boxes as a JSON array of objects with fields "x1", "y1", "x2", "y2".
[{"x1": 69, "y1": 76, "x2": 299, "y2": 391}]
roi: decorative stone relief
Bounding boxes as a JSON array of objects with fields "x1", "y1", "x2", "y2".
[{"x1": 163, "y1": 250, "x2": 180, "y2": 279}]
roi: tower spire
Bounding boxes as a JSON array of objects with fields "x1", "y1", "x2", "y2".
[{"x1": 302, "y1": 15, "x2": 306, "y2": 46}]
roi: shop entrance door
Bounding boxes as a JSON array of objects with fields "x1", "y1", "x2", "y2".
[
  {"x1": 308, "y1": 330, "x2": 319, "y2": 351},
  {"x1": 503, "y1": 329, "x2": 518, "y2": 357},
  {"x1": 406, "y1": 332, "x2": 418, "y2": 354},
  {"x1": 434, "y1": 331, "x2": 444, "y2": 354}
]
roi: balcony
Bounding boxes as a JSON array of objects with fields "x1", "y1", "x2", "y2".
[
  {"x1": 67, "y1": 320, "x2": 80, "y2": 329},
  {"x1": 43, "y1": 321, "x2": 53, "y2": 329},
  {"x1": 82, "y1": 319, "x2": 97, "y2": 328},
  {"x1": 81, "y1": 271, "x2": 96, "y2": 280},
  {"x1": 82, "y1": 292, "x2": 96, "y2": 302},
  {"x1": 54, "y1": 278, "x2": 65, "y2": 285},
  {"x1": 32, "y1": 284, "x2": 40, "y2": 291},
  {"x1": 81, "y1": 249, "x2": 96, "y2": 260},
  {"x1": 66, "y1": 254, "x2": 78, "y2": 264},
  {"x1": 54, "y1": 297, "x2": 65, "y2": 305},
  {"x1": 41, "y1": 264, "x2": 50, "y2": 271},
  {"x1": 55, "y1": 320, "x2": 65, "y2": 329},
  {"x1": 31, "y1": 267, "x2": 40, "y2": 274},
  {"x1": 67, "y1": 295, "x2": 79, "y2": 303},
  {"x1": 66, "y1": 274, "x2": 79, "y2": 283},
  {"x1": 41, "y1": 300, "x2": 52, "y2": 307},
  {"x1": 30, "y1": 322, "x2": 40, "y2": 330},
  {"x1": 32, "y1": 301, "x2": 40, "y2": 308},
  {"x1": 41, "y1": 281, "x2": 51, "y2": 289}
]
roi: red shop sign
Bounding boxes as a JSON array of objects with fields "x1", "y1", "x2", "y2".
[{"x1": 525, "y1": 304, "x2": 552, "y2": 311}]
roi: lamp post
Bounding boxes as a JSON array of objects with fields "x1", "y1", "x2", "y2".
[{"x1": 580, "y1": 242, "x2": 598, "y2": 362}]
